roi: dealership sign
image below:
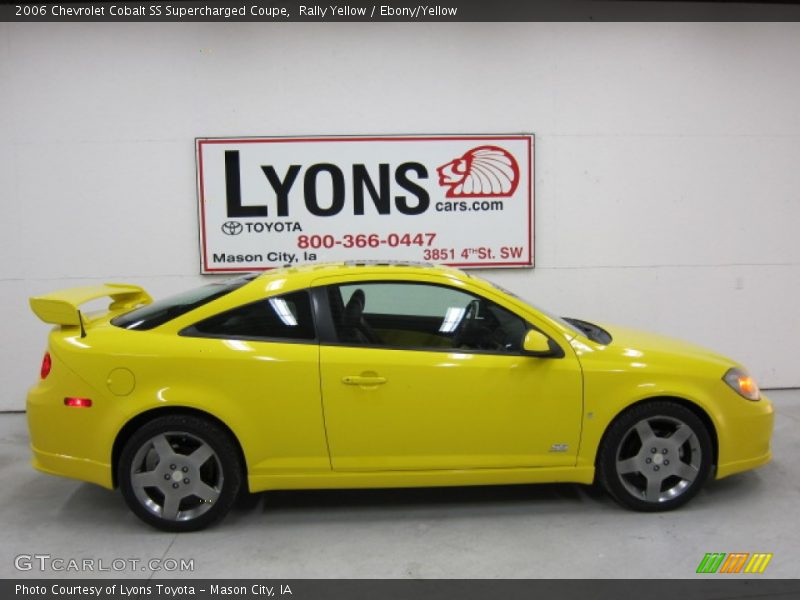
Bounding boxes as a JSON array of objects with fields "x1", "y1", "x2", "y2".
[{"x1": 196, "y1": 135, "x2": 534, "y2": 273}]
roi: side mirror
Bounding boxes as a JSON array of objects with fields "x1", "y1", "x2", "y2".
[{"x1": 522, "y1": 329, "x2": 562, "y2": 357}]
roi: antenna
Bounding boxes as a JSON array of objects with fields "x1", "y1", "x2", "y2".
[{"x1": 77, "y1": 310, "x2": 87, "y2": 338}]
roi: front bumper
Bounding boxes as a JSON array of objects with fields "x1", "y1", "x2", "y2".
[{"x1": 715, "y1": 392, "x2": 774, "y2": 479}]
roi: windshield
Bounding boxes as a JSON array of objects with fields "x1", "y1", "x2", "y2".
[
  {"x1": 479, "y1": 276, "x2": 584, "y2": 338},
  {"x1": 112, "y1": 274, "x2": 257, "y2": 331}
]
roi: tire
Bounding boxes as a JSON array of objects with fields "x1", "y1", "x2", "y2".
[
  {"x1": 118, "y1": 414, "x2": 242, "y2": 531},
  {"x1": 597, "y1": 401, "x2": 713, "y2": 511}
]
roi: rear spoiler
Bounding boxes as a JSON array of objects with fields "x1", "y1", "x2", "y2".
[{"x1": 29, "y1": 283, "x2": 153, "y2": 326}]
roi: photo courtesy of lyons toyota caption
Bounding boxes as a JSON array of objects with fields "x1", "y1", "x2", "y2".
[{"x1": 26, "y1": 262, "x2": 773, "y2": 531}]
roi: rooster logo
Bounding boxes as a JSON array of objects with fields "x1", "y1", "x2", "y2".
[{"x1": 436, "y1": 145, "x2": 520, "y2": 198}]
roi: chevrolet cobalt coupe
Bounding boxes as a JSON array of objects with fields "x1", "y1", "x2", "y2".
[{"x1": 27, "y1": 262, "x2": 773, "y2": 530}]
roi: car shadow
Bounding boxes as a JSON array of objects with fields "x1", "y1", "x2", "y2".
[
  {"x1": 700, "y1": 469, "x2": 767, "y2": 501},
  {"x1": 21, "y1": 469, "x2": 769, "y2": 532},
  {"x1": 231, "y1": 482, "x2": 615, "y2": 524}
]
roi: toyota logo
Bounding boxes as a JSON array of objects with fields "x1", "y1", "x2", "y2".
[{"x1": 221, "y1": 221, "x2": 243, "y2": 235}]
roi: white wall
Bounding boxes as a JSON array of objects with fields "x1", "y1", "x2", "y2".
[{"x1": 1, "y1": 22, "x2": 798, "y2": 410}]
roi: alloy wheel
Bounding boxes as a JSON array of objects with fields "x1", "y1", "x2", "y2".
[
  {"x1": 130, "y1": 431, "x2": 223, "y2": 522},
  {"x1": 615, "y1": 415, "x2": 702, "y2": 504}
]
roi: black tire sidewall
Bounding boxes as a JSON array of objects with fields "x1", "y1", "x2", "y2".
[
  {"x1": 598, "y1": 401, "x2": 713, "y2": 511},
  {"x1": 118, "y1": 414, "x2": 242, "y2": 532}
]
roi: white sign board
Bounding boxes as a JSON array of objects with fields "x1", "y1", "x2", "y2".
[{"x1": 196, "y1": 135, "x2": 534, "y2": 273}]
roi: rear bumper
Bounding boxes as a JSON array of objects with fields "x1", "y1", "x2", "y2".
[
  {"x1": 30, "y1": 445, "x2": 113, "y2": 489},
  {"x1": 27, "y1": 364, "x2": 115, "y2": 489}
]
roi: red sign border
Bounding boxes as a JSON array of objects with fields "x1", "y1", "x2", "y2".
[{"x1": 195, "y1": 134, "x2": 534, "y2": 273}]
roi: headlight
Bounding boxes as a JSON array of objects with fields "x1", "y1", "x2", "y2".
[{"x1": 723, "y1": 368, "x2": 760, "y2": 401}]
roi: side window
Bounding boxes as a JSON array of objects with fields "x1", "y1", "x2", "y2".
[
  {"x1": 183, "y1": 290, "x2": 315, "y2": 341},
  {"x1": 328, "y1": 282, "x2": 528, "y2": 353},
  {"x1": 112, "y1": 274, "x2": 256, "y2": 331}
]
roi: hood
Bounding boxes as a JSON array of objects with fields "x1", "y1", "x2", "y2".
[{"x1": 578, "y1": 322, "x2": 738, "y2": 373}]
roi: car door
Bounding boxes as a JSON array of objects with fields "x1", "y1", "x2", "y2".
[{"x1": 316, "y1": 279, "x2": 583, "y2": 472}]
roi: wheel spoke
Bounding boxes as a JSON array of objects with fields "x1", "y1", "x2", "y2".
[
  {"x1": 161, "y1": 490, "x2": 182, "y2": 520},
  {"x1": 187, "y1": 443, "x2": 214, "y2": 469},
  {"x1": 132, "y1": 471, "x2": 161, "y2": 489},
  {"x1": 674, "y1": 461, "x2": 699, "y2": 482},
  {"x1": 635, "y1": 420, "x2": 656, "y2": 445},
  {"x1": 616, "y1": 457, "x2": 640, "y2": 475},
  {"x1": 645, "y1": 474, "x2": 662, "y2": 502},
  {"x1": 193, "y1": 482, "x2": 221, "y2": 504},
  {"x1": 151, "y1": 434, "x2": 175, "y2": 461},
  {"x1": 670, "y1": 425, "x2": 693, "y2": 447}
]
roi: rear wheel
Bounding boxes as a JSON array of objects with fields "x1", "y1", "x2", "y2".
[
  {"x1": 119, "y1": 415, "x2": 242, "y2": 531},
  {"x1": 597, "y1": 401, "x2": 712, "y2": 511}
]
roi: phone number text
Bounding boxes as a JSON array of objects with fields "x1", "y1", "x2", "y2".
[{"x1": 297, "y1": 233, "x2": 437, "y2": 249}]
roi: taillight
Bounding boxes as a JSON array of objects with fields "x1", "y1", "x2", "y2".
[
  {"x1": 40, "y1": 352, "x2": 52, "y2": 379},
  {"x1": 64, "y1": 397, "x2": 92, "y2": 408}
]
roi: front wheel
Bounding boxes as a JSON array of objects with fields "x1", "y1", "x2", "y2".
[
  {"x1": 119, "y1": 415, "x2": 242, "y2": 531},
  {"x1": 597, "y1": 401, "x2": 713, "y2": 511}
]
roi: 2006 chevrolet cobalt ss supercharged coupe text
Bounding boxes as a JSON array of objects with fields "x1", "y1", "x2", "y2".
[{"x1": 26, "y1": 262, "x2": 773, "y2": 530}]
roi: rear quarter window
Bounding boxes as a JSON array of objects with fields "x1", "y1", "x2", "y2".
[
  {"x1": 181, "y1": 291, "x2": 315, "y2": 342},
  {"x1": 112, "y1": 275, "x2": 256, "y2": 331}
]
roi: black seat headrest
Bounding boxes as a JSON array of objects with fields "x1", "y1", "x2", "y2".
[{"x1": 343, "y1": 289, "x2": 366, "y2": 325}]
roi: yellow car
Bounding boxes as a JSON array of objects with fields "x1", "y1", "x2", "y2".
[{"x1": 27, "y1": 262, "x2": 773, "y2": 531}]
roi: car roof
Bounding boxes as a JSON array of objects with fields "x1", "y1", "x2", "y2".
[{"x1": 247, "y1": 261, "x2": 473, "y2": 288}]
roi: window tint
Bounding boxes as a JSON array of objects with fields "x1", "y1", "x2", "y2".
[
  {"x1": 481, "y1": 275, "x2": 584, "y2": 337},
  {"x1": 339, "y1": 283, "x2": 470, "y2": 317},
  {"x1": 183, "y1": 290, "x2": 315, "y2": 341},
  {"x1": 329, "y1": 282, "x2": 529, "y2": 353},
  {"x1": 112, "y1": 274, "x2": 256, "y2": 331}
]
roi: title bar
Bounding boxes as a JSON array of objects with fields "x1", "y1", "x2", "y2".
[{"x1": 4, "y1": 1, "x2": 800, "y2": 23}]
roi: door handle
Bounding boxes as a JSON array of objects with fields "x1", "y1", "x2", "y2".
[{"x1": 342, "y1": 375, "x2": 387, "y2": 386}]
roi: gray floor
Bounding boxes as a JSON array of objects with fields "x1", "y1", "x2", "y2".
[{"x1": 1, "y1": 390, "x2": 797, "y2": 579}]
